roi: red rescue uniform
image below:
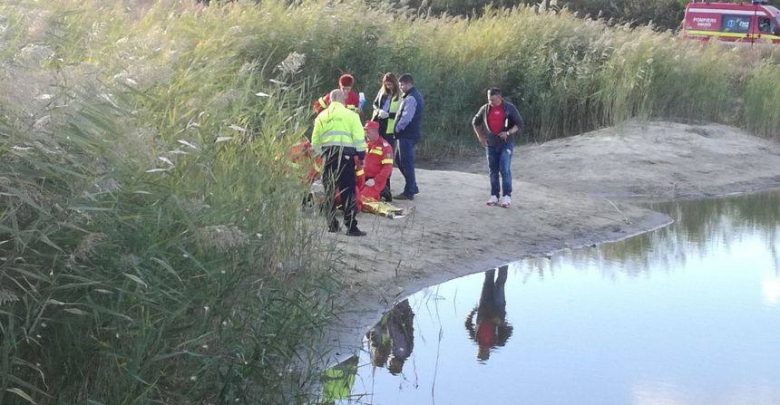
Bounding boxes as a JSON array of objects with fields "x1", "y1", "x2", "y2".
[
  {"x1": 313, "y1": 90, "x2": 360, "y2": 114},
  {"x1": 357, "y1": 137, "x2": 394, "y2": 203}
]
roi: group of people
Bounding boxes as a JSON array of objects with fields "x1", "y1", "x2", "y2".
[
  {"x1": 310, "y1": 73, "x2": 424, "y2": 237},
  {"x1": 310, "y1": 72, "x2": 525, "y2": 236}
]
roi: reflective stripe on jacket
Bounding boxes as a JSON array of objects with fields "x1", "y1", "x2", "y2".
[
  {"x1": 373, "y1": 93, "x2": 401, "y2": 135},
  {"x1": 313, "y1": 91, "x2": 361, "y2": 114},
  {"x1": 386, "y1": 97, "x2": 400, "y2": 135},
  {"x1": 311, "y1": 102, "x2": 367, "y2": 154}
]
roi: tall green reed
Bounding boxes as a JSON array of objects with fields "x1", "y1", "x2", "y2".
[
  {"x1": 742, "y1": 61, "x2": 780, "y2": 138},
  {"x1": 265, "y1": 3, "x2": 778, "y2": 148},
  {"x1": 1, "y1": 1, "x2": 342, "y2": 403}
]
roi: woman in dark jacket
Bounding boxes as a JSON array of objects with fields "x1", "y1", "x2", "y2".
[{"x1": 371, "y1": 73, "x2": 401, "y2": 201}]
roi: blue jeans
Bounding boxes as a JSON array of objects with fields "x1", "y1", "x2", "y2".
[
  {"x1": 486, "y1": 142, "x2": 513, "y2": 197},
  {"x1": 397, "y1": 138, "x2": 418, "y2": 197}
]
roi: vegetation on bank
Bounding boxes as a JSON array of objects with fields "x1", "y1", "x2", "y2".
[
  {"x1": 287, "y1": 1, "x2": 779, "y2": 151},
  {"x1": 0, "y1": 0, "x2": 777, "y2": 403},
  {"x1": 1, "y1": 1, "x2": 338, "y2": 403},
  {"x1": 184, "y1": 1, "x2": 780, "y2": 154}
]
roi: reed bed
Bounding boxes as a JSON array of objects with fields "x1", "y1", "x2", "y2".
[
  {"x1": 1, "y1": 1, "x2": 339, "y2": 403},
  {"x1": 240, "y1": 2, "x2": 776, "y2": 150}
]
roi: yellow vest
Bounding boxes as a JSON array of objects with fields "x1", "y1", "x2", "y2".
[
  {"x1": 386, "y1": 97, "x2": 400, "y2": 135},
  {"x1": 311, "y1": 102, "x2": 367, "y2": 154}
]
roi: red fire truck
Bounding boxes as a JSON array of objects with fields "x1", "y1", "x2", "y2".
[{"x1": 681, "y1": 1, "x2": 780, "y2": 44}]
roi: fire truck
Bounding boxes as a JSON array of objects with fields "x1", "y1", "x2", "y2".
[{"x1": 681, "y1": 0, "x2": 780, "y2": 44}]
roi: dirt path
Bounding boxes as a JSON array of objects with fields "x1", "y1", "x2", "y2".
[{"x1": 321, "y1": 121, "x2": 780, "y2": 362}]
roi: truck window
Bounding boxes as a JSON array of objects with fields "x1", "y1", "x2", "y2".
[
  {"x1": 721, "y1": 15, "x2": 751, "y2": 33},
  {"x1": 758, "y1": 17, "x2": 771, "y2": 33}
]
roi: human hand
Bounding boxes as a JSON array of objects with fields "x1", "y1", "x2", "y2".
[
  {"x1": 377, "y1": 109, "x2": 389, "y2": 119},
  {"x1": 365, "y1": 178, "x2": 376, "y2": 187}
]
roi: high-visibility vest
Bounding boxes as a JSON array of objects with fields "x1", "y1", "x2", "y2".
[
  {"x1": 386, "y1": 97, "x2": 400, "y2": 135},
  {"x1": 311, "y1": 102, "x2": 367, "y2": 154},
  {"x1": 320, "y1": 356, "x2": 358, "y2": 402}
]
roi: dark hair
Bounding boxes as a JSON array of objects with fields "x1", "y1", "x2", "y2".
[
  {"x1": 380, "y1": 73, "x2": 400, "y2": 98},
  {"x1": 399, "y1": 73, "x2": 414, "y2": 84},
  {"x1": 487, "y1": 87, "x2": 502, "y2": 96}
]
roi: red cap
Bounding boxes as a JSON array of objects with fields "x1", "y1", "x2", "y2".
[
  {"x1": 364, "y1": 120, "x2": 380, "y2": 131},
  {"x1": 339, "y1": 74, "x2": 354, "y2": 87}
]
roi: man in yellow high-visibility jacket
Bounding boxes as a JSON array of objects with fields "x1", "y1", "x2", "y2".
[{"x1": 312, "y1": 89, "x2": 368, "y2": 236}]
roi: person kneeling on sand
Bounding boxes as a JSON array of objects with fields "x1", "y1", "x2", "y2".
[
  {"x1": 358, "y1": 121, "x2": 394, "y2": 202},
  {"x1": 354, "y1": 121, "x2": 406, "y2": 218}
]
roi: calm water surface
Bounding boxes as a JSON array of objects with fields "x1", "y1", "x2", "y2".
[{"x1": 326, "y1": 191, "x2": 780, "y2": 405}]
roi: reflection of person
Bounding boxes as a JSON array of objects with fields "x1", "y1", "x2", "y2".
[
  {"x1": 320, "y1": 355, "x2": 358, "y2": 404},
  {"x1": 393, "y1": 74, "x2": 424, "y2": 201},
  {"x1": 472, "y1": 88, "x2": 524, "y2": 208},
  {"x1": 465, "y1": 266, "x2": 513, "y2": 361},
  {"x1": 313, "y1": 74, "x2": 361, "y2": 115},
  {"x1": 367, "y1": 299, "x2": 415, "y2": 375},
  {"x1": 371, "y1": 73, "x2": 401, "y2": 202},
  {"x1": 311, "y1": 89, "x2": 367, "y2": 236}
]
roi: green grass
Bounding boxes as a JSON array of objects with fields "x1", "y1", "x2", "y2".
[{"x1": 0, "y1": 0, "x2": 778, "y2": 403}]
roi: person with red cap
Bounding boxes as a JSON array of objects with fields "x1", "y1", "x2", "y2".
[
  {"x1": 358, "y1": 120, "x2": 394, "y2": 202},
  {"x1": 313, "y1": 74, "x2": 362, "y2": 116}
]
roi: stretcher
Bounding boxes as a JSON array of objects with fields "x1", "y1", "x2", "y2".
[
  {"x1": 361, "y1": 199, "x2": 406, "y2": 219},
  {"x1": 309, "y1": 181, "x2": 405, "y2": 219}
]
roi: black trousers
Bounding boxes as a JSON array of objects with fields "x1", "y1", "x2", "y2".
[
  {"x1": 380, "y1": 133, "x2": 396, "y2": 199},
  {"x1": 322, "y1": 147, "x2": 358, "y2": 230}
]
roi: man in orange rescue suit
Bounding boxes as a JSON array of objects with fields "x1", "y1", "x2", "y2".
[
  {"x1": 358, "y1": 121, "x2": 394, "y2": 203},
  {"x1": 313, "y1": 74, "x2": 361, "y2": 116}
]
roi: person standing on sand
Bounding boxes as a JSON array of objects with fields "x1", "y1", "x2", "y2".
[
  {"x1": 393, "y1": 74, "x2": 424, "y2": 201},
  {"x1": 311, "y1": 89, "x2": 367, "y2": 236},
  {"x1": 313, "y1": 73, "x2": 362, "y2": 116},
  {"x1": 371, "y1": 72, "x2": 402, "y2": 202},
  {"x1": 472, "y1": 87, "x2": 524, "y2": 208}
]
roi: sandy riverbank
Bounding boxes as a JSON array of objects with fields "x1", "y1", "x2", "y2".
[{"x1": 320, "y1": 120, "x2": 780, "y2": 362}]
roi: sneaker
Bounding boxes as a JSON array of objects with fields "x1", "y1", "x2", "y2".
[
  {"x1": 486, "y1": 195, "x2": 499, "y2": 206},
  {"x1": 499, "y1": 195, "x2": 511, "y2": 208},
  {"x1": 346, "y1": 227, "x2": 367, "y2": 237},
  {"x1": 394, "y1": 193, "x2": 413, "y2": 201}
]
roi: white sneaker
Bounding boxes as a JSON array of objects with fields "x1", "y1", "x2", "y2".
[
  {"x1": 499, "y1": 195, "x2": 511, "y2": 208},
  {"x1": 486, "y1": 195, "x2": 499, "y2": 206}
]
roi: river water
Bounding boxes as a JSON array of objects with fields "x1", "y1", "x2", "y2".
[{"x1": 323, "y1": 191, "x2": 780, "y2": 405}]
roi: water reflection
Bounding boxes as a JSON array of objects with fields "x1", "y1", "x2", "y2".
[
  {"x1": 366, "y1": 299, "x2": 415, "y2": 375},
  {"x1": 540, "y1": 191, "x2": 780, "y2": 283},
  {"x1": 335, "y1": 191, "x2": 780, "y2": 404},
  {"x1": 465, "y1": 266, "x2": 512, "y2": 362},
  {"x1": 320, "y1": 355, "x2": 358, "y2": 404}
]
